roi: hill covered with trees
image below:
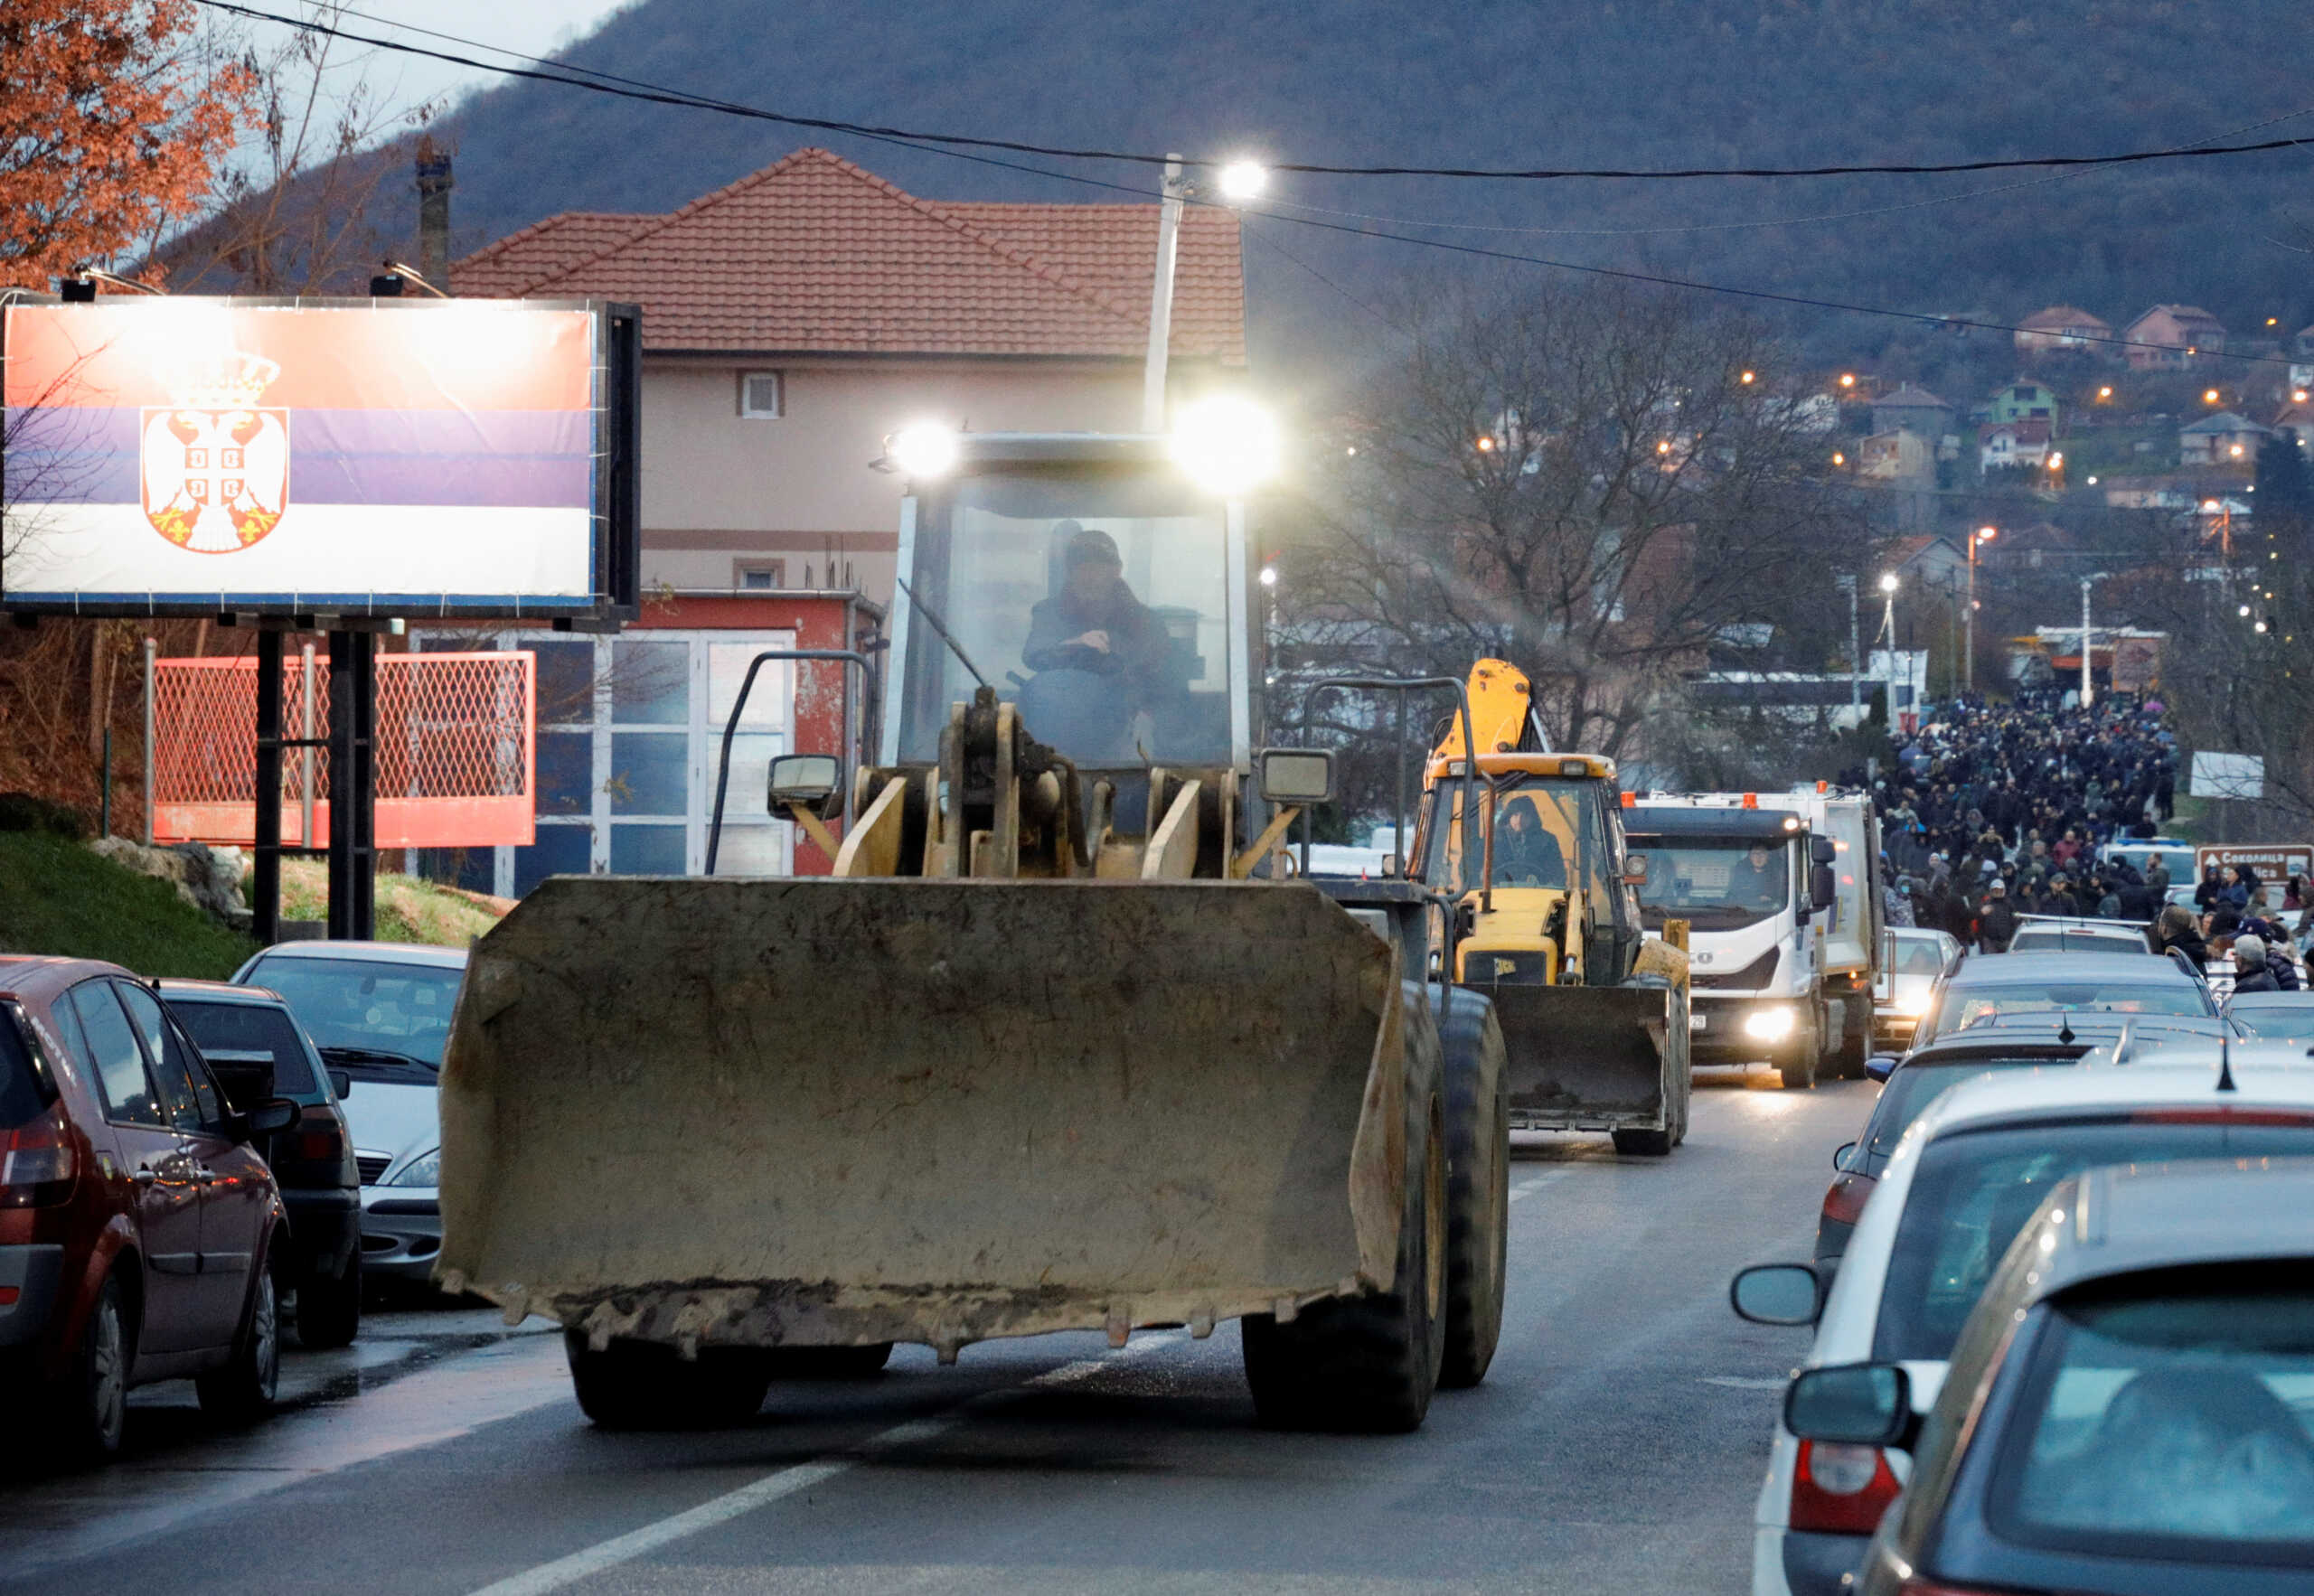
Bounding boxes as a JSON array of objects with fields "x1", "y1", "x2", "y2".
[{"x1": 421, "y1": 0, "x2": 2314, "y2": 371}]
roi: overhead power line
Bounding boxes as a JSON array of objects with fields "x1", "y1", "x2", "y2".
[
  {"x1": 197, "y1": 0, "x2": 2314, "y2": 184},
  {"x1": 193, "y1": 0, "x2": 2309, "y2": 368}
]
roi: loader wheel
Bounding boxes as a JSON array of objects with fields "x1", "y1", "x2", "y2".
[
  {"x1": 1242, "y1": 1000, "x2": 1447, "y2": 1432},
  {"x1": 1434, "y1": 990, "x2": 1508, "y2": 1388},
  {"x1": 564, "y1": 1334, "x2": 774, "y2": 1430},
  {"x1": 765, "y1": 1343, "x2": 893, "y2": 1379}
]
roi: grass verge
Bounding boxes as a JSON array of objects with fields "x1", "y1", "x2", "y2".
[{"x1": 0, "y1": 831, "x2": 256, "y2": 978}]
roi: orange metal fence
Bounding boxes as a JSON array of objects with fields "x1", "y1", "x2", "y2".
[{"x1": 149, "y1": 652, "x2": 535, "y2": 849}]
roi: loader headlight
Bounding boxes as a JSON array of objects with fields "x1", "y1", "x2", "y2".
[
  {"x1": 889, "y1": 422, "x2": 961, "y2": 479},
  {"x1": 388, "y1": 1148, "x2": 441, "y2": 1188},
  {"x1": 1743, "y1": 1006, "x2": 1796, "y2": 1042},
  {"x1": 1171, "y1": 396, "x2": 1280, "y2": 494}
]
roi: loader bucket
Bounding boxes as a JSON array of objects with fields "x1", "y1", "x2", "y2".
[
  {"x1": 1489, "y1": 983, "x2": 1680, "y2": 1131},
  {"x1": 436, "y1": 876, "x2": 1408, "y2": 1357}
]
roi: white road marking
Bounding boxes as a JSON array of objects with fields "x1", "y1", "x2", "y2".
[
  {"x1": 1698, "y1": 1375, "x2": 1790, "y2": 1390},
  {"x1": 466, "y1": 1332, "x2": 1193, "y2": 1596},
  {"x1": 1509, "y1": 1169, "x2": 1575, "y2": 1204}
]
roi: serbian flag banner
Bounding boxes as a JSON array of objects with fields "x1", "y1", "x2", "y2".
[{"x1": 2, "y1": 299, "x2": 600, "y2": 611}]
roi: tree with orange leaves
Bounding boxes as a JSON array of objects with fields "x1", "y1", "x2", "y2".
[{"x1": 1, "y1": 0, "x2": 259, "y2": 290}]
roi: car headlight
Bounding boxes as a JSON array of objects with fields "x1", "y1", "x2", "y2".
[
  {"x1": 1743, "y1": 1006, "x2": 1796, "y2": 1041},
  {"x1": 1897, "y1": 991, "x2": 1933, "y2": 1017},
  {"x1": 387, "y1": 1148, "x2": 440, "y2": 1188}
]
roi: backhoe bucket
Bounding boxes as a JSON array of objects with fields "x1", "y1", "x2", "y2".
[
  {"x1": 1488, "y1": 982, "x2": 1683, "y2": 1131},
  {"x1": 436, "y1": 877, "x2": 1409, "y2": 1357}
]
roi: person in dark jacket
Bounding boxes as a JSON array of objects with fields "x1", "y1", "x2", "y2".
[
  {"x1": 1979, "y1": 880, "x2": 2018, "y2": 953},
  {"x1": 2155, "y1": 904, "x2": 2210, "y2": 967},
  {"x1": 1019, "y1": 525, "x2": 1172, "y2": 759},
  {"x1": 2231, "y1": 935, "x2": 2283, "y2": 995}
]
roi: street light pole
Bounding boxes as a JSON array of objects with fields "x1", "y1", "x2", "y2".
[
  {"x1": 1839, "y1": 574, "x2": 1860, "y2": 722},
  {"x1": 1966, "y1": 526, "x2": 1996, "y2": 695},
  {"x1": 1877, "y1": 574, "x2": 1900, "y2": 731},
  {"x1": 1142, "y1": 154, "x2": 1185, "y2": 433},
  {"x1": 2079, "y1": 575, "x2": 2095, "y2": 709}
]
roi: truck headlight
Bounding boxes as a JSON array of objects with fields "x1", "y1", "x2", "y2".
[{"x1": 1743, "y1": 1007, "x2": 1796, "y2": 1041}]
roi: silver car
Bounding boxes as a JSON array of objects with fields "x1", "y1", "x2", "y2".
[
  {"x1": 230, "y1": 941, "x2": 466, "y2": 1284},
  {"x1": 1871, "y1": 927, "x2": 1961, "y2": 1050}
]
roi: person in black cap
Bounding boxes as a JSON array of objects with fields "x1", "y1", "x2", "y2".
[{"x1": 1019, "y1": 523, "x2": 1171, "y2": 758}]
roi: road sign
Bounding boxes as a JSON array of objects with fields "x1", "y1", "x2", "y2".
[{"x1": 2195, "y1": 844, "x2": 2312, "y2": 887}]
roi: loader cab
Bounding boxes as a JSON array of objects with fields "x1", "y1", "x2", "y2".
[
  {"x1": 1416, "y1": 753, "x2": 1642, "y2": 988},
  {"x1": 881, "y1": 435, "x2": 1254, "y2": 778}
]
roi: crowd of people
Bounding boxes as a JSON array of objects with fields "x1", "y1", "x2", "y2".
[{"x1": 1853, "y1": 694, "x2": 2307, "y2": 988}]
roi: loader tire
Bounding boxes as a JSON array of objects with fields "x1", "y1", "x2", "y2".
[
  {"x1": 1434, "y1": 989, "x2": 1508, "y2": 1389},
  {"x1": 564, "y1": 1334, "x2": 773, "y2": 1430},
  {"x1": 765, "y1": 1343, "x2": 893, "y2": 1379},
  {"x1": 1242, "y1": 997, "x2": 1447, "y2": 1432}
]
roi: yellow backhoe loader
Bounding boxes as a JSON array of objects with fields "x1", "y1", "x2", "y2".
[
  {"x1": 436, "y1": 431, "x2": 1510, "y2": 1433},
  {"x1": 1412, "y1": 662, "x2": 1692, "y2": 1156}
]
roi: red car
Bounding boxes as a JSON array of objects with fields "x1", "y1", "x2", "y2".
[{"x1": 0, "y1": 956, "x2": 297, "y2": 1462}]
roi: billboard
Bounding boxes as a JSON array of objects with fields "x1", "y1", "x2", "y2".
[
  {"x1": 3, "y1": 296, "x2": 638, "y2": 617},
  {"x1": 2190, "y1": 750, "x2": 2265, "y2": 801}
]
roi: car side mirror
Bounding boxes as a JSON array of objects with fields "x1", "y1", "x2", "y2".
[
  {"x1": 1730, "y1": 1262, "x2": 1826, "y2": 1326},
  {"x1": 1784, "y1": 1362, "x2": 1914, "y2": 1449},
  {"x1": 240, "y1": 1096, "x2": 300, "y2": 1140},
  {"x1": 327, "y1": 1068, "x2": 353, "y2": 1101},
  {"x1": 767, "y1": 754, "x2": 842, "y2": 817},
  {"x1": 1832, "y1": 1140, "x2": 1858, "y2": 1171},
  {"x1": 1257, "y1": 746, "x2": 1334, "y2": 805},
  {"x1": 1622, "y1": 850, "x2": 1650, "y2": 887},
  {"x1": 1379, "y1": 853, "x2": 1402, "y2": 878},
  {"x1": 1865, "y1": 1054, "x2": 1898, "y2": 1084}
]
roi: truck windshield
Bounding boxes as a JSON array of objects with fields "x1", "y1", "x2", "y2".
[
  {"x1": 896, "y1": 470, "x2": 1233, "y2": 768},
  {"x1": 1629, "y1": 837, "x2": 1792, "y2": 929}
]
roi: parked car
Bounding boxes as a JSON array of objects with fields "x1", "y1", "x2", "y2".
[
  {"x1": 2226, "y1": 990, "x2": 2314, "y2": 1044},
  {"x1": 0, "y1": 956, "x2": 297, "y2": 1462},
  {"x1": 158, "y1": 980, "x2": 362, "y2": 1346},
  {"x1": 1906, "y1": 952, "x2": 2218, "y2": 1051},
  {"x1": 2003, "y1": 916, "x2": 2155, "y2": 955},
  {"x1": 1816, "y1": 1030, "x2": 2103, "y2": 1265},
  {"x1": 231, "y1": 942, "x2": 466, "y2": 1285},
  {"x1": 1871, "y1": 928, "x2": 1963, "y2": 1050},
  {"x1": 1801, "y1": 1159, "x2": 2314, "y2": 1594},
  {"x1": 1730, "y1": 1057, "x2": 2314, "y2": 1596}
]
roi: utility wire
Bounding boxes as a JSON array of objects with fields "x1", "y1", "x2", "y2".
[
  {"x1": 196, "y1": 0, "x2": 2314, "y2": 184},
  {"x1": 199, "y1": 0, "x2": 2310, "y2": 368}
]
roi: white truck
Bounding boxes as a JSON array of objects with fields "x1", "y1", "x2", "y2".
[
  {"x1": 1621, "y1": 793, "x2": 1848, "y2": 1089},
  {"x1": 1777, "y1": 784, "x2": 1885, "y2": 1078}
]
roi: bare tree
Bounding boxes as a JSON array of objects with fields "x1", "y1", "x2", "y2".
[{"x1": 1286, "y1": 279, "x2": 1870, "y2": 761}]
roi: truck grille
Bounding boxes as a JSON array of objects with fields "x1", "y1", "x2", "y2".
[
  {"x1": 355, "y1": 1152, "x2": 393, "y2": 1186},
  {"x1": 1691, "y1": 947, "x2": 1779, "y2": 990}
]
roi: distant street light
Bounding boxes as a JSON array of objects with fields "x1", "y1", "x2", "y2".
[
  {"x1": 1257, "y1": 565, "x2": 1278, "y2": 587},
  {"x1": 1878, "y1": 573, "x2": 1899, "y2": 594},
  {"x1": 2205, "y1": 389, "x2": 2223, "y2": 405}
]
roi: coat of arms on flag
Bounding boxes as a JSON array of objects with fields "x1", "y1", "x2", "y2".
[{"x1": 141, "y1": 350, "x2": 289, "y2": 554}]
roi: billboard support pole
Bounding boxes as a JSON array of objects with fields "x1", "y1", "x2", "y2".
[
  {"x1": 325, "y1": 629, "x2": 378, "y2": 940},
  {"x1": 254, "y1": 631, "x2": 284, "y2": 946}
]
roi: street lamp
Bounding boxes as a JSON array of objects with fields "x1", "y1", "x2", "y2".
[
  {"x1": 1216, "y1": 160, "x2": 1269, "y2": 203},
  {"x1": 1877, "y1": 574, "x2": 1900, "y2": 727},
  {"x1": 1966, "y1": 527, "x2": 1996, "y2": 691},
  {"x1": 2080, "y1": 573, "x2": 2110, "y2": 708}
]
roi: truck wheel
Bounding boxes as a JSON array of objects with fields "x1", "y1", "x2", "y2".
[
  {"x1": 1242, "y1": 1002, "x2": 1446, "y2": 1432},
  {"x1": 1780, "y1": 1013, "x2": 1819, "y2": 1091},
  {"x1": 565, "y1": 1334, "x2": 775, "y2": 1430},
  {"x1": 1434, "y1": 990, "x2": 1508, "y2": 1388},
  {"x1": 765, "y1": 1343, "x2": 892, "y2": 1378},
  {"x1": 296, "y1": 1255, "x2": 361, "y2": 1350},
  {"x1": 196, "y1": 1268, "x2": 280, "y2": 1422},
  {"x1": 1836, "y1": 994, "x2": 1871, "y2": 1080},
  {"x1": 53, "y1": 1274, "x2": 128, "y2": 1463}
]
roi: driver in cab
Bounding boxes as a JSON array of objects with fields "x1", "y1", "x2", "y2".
[
  {"x1": 1728, "y1": 841, "x2": 1783, "y2": 909},
  {"x1": 1020, "y1": 524, "x2": 1170, "y2": 758},
  {"x1": 1492, "y1": 796, "x2": 1566, "y2": 887}
]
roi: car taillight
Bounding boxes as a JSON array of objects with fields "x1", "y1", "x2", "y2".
[
  {"x1": 289, "y1": 1125, "x2": 342, "y2": 1163},
  {"x1": 1821, "y1": 1170, "x2": 1875, "y2": 1230},
  {"x1": 1789, "y1": 1439, "x2": 1901, "y2": 1535},
  {"x1": 0, "y1": 1120, "x2": 76, "y2": 1208}
]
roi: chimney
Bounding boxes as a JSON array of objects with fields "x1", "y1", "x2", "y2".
[{"x1": 415, "y1": 136, "x2": 454, "y2": 292}]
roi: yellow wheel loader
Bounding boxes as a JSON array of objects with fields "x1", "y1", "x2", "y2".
[
  {"x1": 435, "y1": 432, "x2": 1510, "y2": 1432},
  {"x1": 1410, "y1": 662, "x2": 1692, "y2": 1157}
]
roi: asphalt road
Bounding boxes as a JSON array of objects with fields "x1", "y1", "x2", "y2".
[{"x1": 2, "y1": 1067, "x2": 1866, "y2": 1596}]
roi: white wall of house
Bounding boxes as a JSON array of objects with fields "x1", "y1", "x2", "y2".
[{"x1": 637, "y1": 357, "x2": 1195, "y2": 603}]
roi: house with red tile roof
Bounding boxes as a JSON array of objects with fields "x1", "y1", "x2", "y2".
[
  {"x1": 2119, "y1": 305, "x2": 2225, "y2": 371},
  {"x1": 2013, "y1": 305, "x2": 2114, "y2": 356},
  {"x1": 453, "y1": 147, "x2": 1247, "y2": 601}
]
